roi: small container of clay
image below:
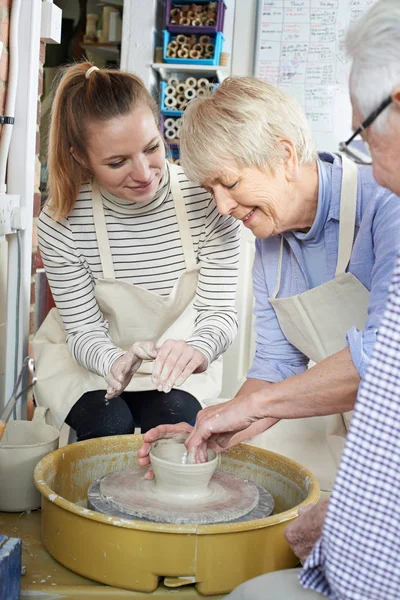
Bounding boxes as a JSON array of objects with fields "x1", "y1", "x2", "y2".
[{"x1": 166, "y1": 0, "x2": 226, "y2": 35}]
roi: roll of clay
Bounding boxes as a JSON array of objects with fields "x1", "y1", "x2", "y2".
[
  {"x1": 165, "y1": 85, "x2": 176, "y2": 97},
  {"x1": 169, "y1": 40, "x2": 178, "y2": 50},
  {"x1": 176, "y1": 34, "x2": 187, "y2": 45},
  {"x1": 176, "y1": 94, "x2": 186, "y2": 106},
  {"x1": 164, "y1": 95, "x2": 177, "y2": 108},
  {"x1": 166, "y1": 50, "x2": 177, "y2": 58},
  {"x1": 168, "y1": 77, "x2": 179, "y2": 88},
  {"x1": 175, "y1": 118, "x2": 182, "y2": 129},
  {"x1": 178, "y1": 49, "x2": 189, "y2": 58},
  {"x1": 185, "y1": 87, "x2": 197, "y2": 100},
  {"x1": 196, "y1": 88, "x2": 208, "y2": 97},
  {"x1": 206, "y1": 19, "x2": 216, "y2": 26},
  {"x1": 200, "y1": 35, "x2": 211, "y2": 46},
  {"x1": 164, "y1": 118, "x2": 176, "y2": 129},
  {"x1": 189, "y1": 50, "x2": 201, "y2": 59},
  {"x1": 179, "y1": 17, "x2": 191, "y2": 26},
  {"x1": 193, "y1": 44, "x2": 203, "y2": 53},
  {"x1": 187, "y1": 11, "x2": 195, "y2": 19},
  {"x1": 206, "y1": 44, "x2": 215, "y2": 55},
  {"x1": 181, "y1": 43, "x2": 191, "y2": 52},
  {"x1": 188, "y1": 35, "x2": 197, "y2": 47},
  {"x1": 192, "y1": 19, "x2": 201, "y2": 26},
  {"x1": 204, "y1": 53, "x2": 213, "y2": 59},
  {"x1": 185, "y1": 77, "x2": 197, "y2": 88},
  {"x1": 176, "y1": 83, "x2": 186, "y2": 95},
  {"x1": 197, "y1": 78, "x2": 210, "y2": 89},
  {"x1": 170, "y1": 8, "x2": 181, "y2": 19},
  {"x1": 165, "y1": 128, "x2": 177, "y2": 140}
]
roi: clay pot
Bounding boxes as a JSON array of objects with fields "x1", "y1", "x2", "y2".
[{"x1": 150, "y1": 441, "x2": 217, "y2": 501}]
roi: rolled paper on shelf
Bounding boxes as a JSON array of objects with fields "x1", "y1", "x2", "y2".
[
  {"x1": 166, "y1": 50, "x2": 177, "y2": 58},
  {"x1": 204, "y1": 53, "x2": 213, "y2": 59},
  {"x1": 187, "y1": 11, "x2": 195, "y2": 19},
  {"x1": 176, "y1": 94, "x2": 186, "y2": 106},
  {"x1": 165, "y1": 128, "x2": 177, "y2": 140},
  {"x1": 169, "y1": 40, "x2": 178, "y2": 50},
  {"x1": 165, "y1": 85, "x2": 177, "y2": 97},
  {"x1": 179, "y1": 17, "x2": 191, "y2": 26},
  {"x1": 196, "y1": 88, "x2": 208, "y2": 97},
  {"x1": 164, "y1": 118, "x2": 176, "y2": 129},
  {"x1": 164, "y1": 95, "x2": 177, "y2": 108},
  {"x1": 197, "y1": 78, "x2": 210, "y2": 88},
  {"x1": 181, "y1": 43, "x2": 191, "y2": 53},
  {"x1": 199, "y1": 11, "x2": 207, "y2": 20},
  {"x1": 182, "y1": 4, "x2": 190, "y2": 13},
  {"x1": 171, "y1": 8, "x2": 181, "y2": 19},
  {"x1": 185, "y1": 87, "x2": 197, "y2": 100},
  {"x1": 185, "y1": 77, "x2": 197, "y2": 88},
  {"x1": 168, "y1": 77, "x2": 179, "y2": 88},
  {"x1": 175, "y1": 118, "x2": 182, "y2": 129},
  {"x1": 206, "y1": 19, "x2": 216, "y2": 26},
  {"x1": 178, "y1": 49, "x2": 189, "y2": 58},
  {"x1": 192, "y1": 19, "x2": 201, "y2": 26},
  {"x1": 206, "y1": 44, "x2": 215, "y2": 54},
  {"x1": 176, "y1": 83, "x2": 186, "y2": 95},
  {"x1": 176, "y1": 34, "x2": 186, "y2": 45},
  {"x1": 193, "y1": 43, "x2": 203, "y2": 52},
  {"x1": 189, "y1": 49, "x2": 201, "y2": 59},
  {"x1": 200, "y1": 35, "x2": 211, "y2": 46},
  {"x1": 188, "y1": 35, "x2": 197, "y2": 47}
]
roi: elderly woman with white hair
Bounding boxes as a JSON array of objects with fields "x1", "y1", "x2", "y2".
[{"x1": 139, "y1": 75, "x2": 400, "y2": 493}]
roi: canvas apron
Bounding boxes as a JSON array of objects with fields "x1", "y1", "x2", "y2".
[
  {"x1": 33, "y1": 165, "x2": 222, "y2": 430},
  {"x1": 266, "y1": 155, "x2": 369, "y2": 491}
]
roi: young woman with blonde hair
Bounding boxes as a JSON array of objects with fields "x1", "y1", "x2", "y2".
[{"x1": 33, "y1": 63, "x2": 240, "y2": 441}]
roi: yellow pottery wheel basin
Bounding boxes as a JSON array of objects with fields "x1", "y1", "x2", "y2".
[{"x1": 34, "y1": 435, "x2": 320, "y2": 595}]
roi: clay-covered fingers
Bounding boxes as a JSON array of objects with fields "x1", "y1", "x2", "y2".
[
  {"x1": 105, "y1": 349, "x2": 143, "y2": 399},
  {"x1": 152, "y1": 340, "x2": 207, "y2": 393},
  {"x1": 137, "y1": 422, "x2": 193, "y2": 479},
  {"x1": 131, "y1": 341, "x2": 158, "y2": 360}
]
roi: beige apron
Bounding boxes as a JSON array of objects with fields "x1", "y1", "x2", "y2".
[
  {"x1": 33, "y1": 165, "x2": 222, "y2": 430},
  {"x1": 266, "y1": 155, "x2": 369, "y2": 491}
]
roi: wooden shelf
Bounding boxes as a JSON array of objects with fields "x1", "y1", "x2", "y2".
[
  {"x1": 152, "y1": 63, "x2": 229, "y2": 83},
  {"x1": 97, "y1": 1, "x2": 123, "y2": 8}
]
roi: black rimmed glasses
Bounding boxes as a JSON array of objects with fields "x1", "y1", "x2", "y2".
[{"x1": 339, "y1": 94, "x2": 393, "y2": 164}]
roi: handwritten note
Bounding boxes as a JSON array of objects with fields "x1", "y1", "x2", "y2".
[{"x1": 255, "y1": 0, "x2": 376, "y2": 151}]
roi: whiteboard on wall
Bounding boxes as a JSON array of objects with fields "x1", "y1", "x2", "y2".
[{"x1": 254, "y1": 0, "x2": 376, "y2": 152}]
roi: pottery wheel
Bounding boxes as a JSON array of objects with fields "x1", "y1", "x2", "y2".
[{"x1": 88, "y1": 467, "x2": 272, "y2": 525}]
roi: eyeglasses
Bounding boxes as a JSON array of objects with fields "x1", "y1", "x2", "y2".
[{"x1": 339, "y1": 94, "x2": 393, "y2": 164}]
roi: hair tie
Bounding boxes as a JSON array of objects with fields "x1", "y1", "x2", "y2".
[{"x1": 85, "y1": 65, "x2": 99, "y2": 79}]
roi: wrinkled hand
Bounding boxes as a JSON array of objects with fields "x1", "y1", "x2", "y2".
[
  {"x1": 105, "y1": 341, "x2": 157, "y2": 399},
  {"x1": 152, "y1": 340, "x2": 208, "y2": 393},
  {"x1": 284, "y1": 499, "x2": 329, "y2": 564},
  {"x1": 185, "y1": 392, "x2": 268, "y2": 463},
  {"x1": 138, "y1": 422, "x2": 193, "y2": 479}
]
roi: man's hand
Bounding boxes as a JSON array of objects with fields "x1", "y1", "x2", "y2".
[
  {"x1": 284, "y1": 499, "x2": 329, "y2": 564},
  {"x1": 152, "y1": 340, "x2": 208, "y2": 393},
  {"x1": 105, "y1": 341, "x2": 157, "y2": 399}
]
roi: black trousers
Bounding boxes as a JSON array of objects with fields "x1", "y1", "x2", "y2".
[{"x1": 65, "y1": 388, "x2": 201, "y2": 442}]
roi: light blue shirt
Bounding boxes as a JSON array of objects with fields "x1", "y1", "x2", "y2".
[
  {"x1": 293, "y1": 158, "x2": 332, "y2": 288},
  {"x1": 247, "y1": 152, "x2": 400, "y2": 381}
]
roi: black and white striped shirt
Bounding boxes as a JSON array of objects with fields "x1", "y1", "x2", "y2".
[{"x1": 38, "y1": 165, "x2": 241, "y2": 378}]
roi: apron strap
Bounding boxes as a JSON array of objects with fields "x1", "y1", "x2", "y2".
[
  {"x1": 335, "y1": 154, "x2": 359, "y2": 277},
  {"x1": 271, "y1": 236, "x2": 285, "y2": 300},
  {"x1": 92, "y1": 179, "x2": 115, "y2": 279},
  {"x1": 169, "y1": 164, "x2": 197, "y2": 272}
]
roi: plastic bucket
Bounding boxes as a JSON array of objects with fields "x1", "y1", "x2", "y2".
[{"x1": 0, "y1": 407, "x2": 59, "y2": 511}]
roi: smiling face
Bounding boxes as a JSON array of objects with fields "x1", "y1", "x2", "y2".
[
  {"x1": 202, "y1": 145, "x2": 319, "y2": 239},
  {"x1": 82, "y1": 103, "x2": 166, "y2": 203}
]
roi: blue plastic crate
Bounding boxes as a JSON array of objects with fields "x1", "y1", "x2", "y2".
[
  {"x1": 160, "y1": 81, "x2": 218, "y2": 116},
  {"x1": 163, "y1": 30, "x2": 224, "y2": 65}
]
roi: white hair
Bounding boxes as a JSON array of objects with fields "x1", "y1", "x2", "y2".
[
  {"x1": 346, "y1": 0, "x2": 400, "y2": 131},
  {"x1": 180, "y1": 77, "x2": 316, "y2": 185}
]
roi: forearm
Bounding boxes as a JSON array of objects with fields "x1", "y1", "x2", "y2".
[
  {"x1": 186, "y1": 309, "x2": 238, "y2": 363},
  {"x1": 68, "y1": 328, "x2": 124, "y2": 378},
  {"x1": 258, "y1": 347, "x2": 360, "y2": 420}
]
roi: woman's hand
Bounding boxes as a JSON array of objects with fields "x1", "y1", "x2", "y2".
[
  {"x1": 105, "y1": 341, "x2": 157, "y2": 399},
  {"x1": 185, "y1": 392, "x2": 269, "y2": 463},
  {"x1": 138, "y1": 422, "x2": 193, "y2": 479},
  {"x1": 152, "y1": 340, "x2": 208, "y2": 393}
]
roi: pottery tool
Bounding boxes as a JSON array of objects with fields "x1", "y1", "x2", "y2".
[{"x1": 0, "y1": 358, "x2": 37, "y2": 442}]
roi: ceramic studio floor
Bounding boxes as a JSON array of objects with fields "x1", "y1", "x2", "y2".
[{"x1": 0, "y1": 510, "x2": 225, "y2": 599}]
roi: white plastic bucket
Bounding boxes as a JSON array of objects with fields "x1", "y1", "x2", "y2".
[{"x1": 0, "y1": 406, "x2": 59, "y2": 511}]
